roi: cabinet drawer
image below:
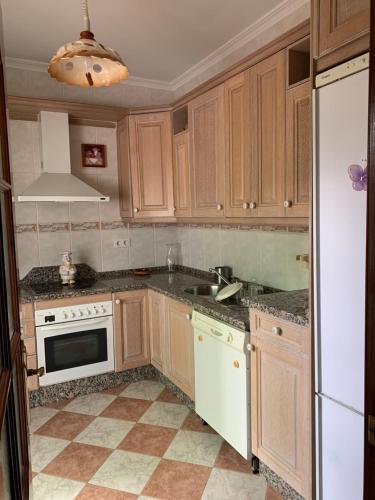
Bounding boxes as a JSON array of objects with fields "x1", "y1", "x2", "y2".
[{"x1": 250, "y1": 310, "x2": 309, "y2": 354}]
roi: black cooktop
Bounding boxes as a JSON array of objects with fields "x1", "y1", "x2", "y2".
[{"x1": 28, "y1": 279, "x2": 98, "y2": 295}]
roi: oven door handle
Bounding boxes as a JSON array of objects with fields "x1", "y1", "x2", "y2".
[{"x1": 38, "y1": 317, "x2": 110, "y2": 331}]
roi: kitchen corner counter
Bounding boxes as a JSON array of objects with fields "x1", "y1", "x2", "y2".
[{"x1": 242, "y1": 289, "x2": 309, "y2": 327}]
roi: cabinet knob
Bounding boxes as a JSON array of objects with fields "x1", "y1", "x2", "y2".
[
  {"x1": 242, "y1": 202, "x2": 250, "y2": 209},
  {"x1": 233, "y1": 360, "x2": 240, "y2": 368},
  {"x1": 134, "y1": 207, "x2": 139, "y2": 213},
  {"x1": 186, "y1": 313, "x2": 192, "y2": 321},
  {"x1": 246, "y1": 343, "x2": 255, "y2": 351},
  {"x1": 115, "y1": 299, "x2": 120, "y2": 305},
  {"x1": 249, "y1": 202, "x2": 257, "y2": 209},
  {"x1": 271, "y1": 326, "x2": 282, "y2": 335},
  {"x1": 216, "y1": 204, "x2": 223, "y2": 211},
  {"x1": 284, "y1": 200, "x2": 292, "y2": 208},
  {"x1": 198, "y1": 335, "x2": 203, "y2": 342}
]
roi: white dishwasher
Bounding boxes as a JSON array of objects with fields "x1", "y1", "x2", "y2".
[{"x1": 192, "y1": 311, "x2": 250, "y2": 459}]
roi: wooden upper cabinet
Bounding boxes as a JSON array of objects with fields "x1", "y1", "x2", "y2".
[
  {"x1": 224, "y1": 72, "x2": 252, "y2": 217},
  {"x1": 148, "y1": 290, "x2": 165, "y2": 372},
  {"x1": 249, "y1": 51, "x2": 286, "y2": 218},
  {"x1": 128, "y1": 112, "x2": 174, "y2": 218},
  {"x1": 285, "y1": 81, "x2": 311, "y2": 217},
  {"x1": 172, "y1": 130, "x2": 191, "y2": 217},
  {"x1": 164, "y1": 298, "x2": 194, "y2": 399},
  {"x1": 113, "y1": 290, "x2": 150, "y2": 371},
  {"x1": 189, "y1": 85, "x2": 225, "y2": 218},
  {"x1": 250, "y1": 311, "x2": 311, "y2": 499},
  {"x1": 117, "y1": 117, "x2": 133, "y2": 218},
  {"x1": 313, "y1": 0, "x2": 370, "y2": 70}
]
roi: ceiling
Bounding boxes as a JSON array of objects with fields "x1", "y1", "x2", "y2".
[{"x1": 1, "y1": 0, "x2": 283, "y2": 82}]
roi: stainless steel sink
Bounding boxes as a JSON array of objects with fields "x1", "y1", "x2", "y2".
[{"x1": 184, "y1": 284, "x2": 224, "y2": 297}]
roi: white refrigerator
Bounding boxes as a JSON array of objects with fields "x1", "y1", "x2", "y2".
[{"x1": 314, "y1": 54, "x2": 369, "y2": 500}]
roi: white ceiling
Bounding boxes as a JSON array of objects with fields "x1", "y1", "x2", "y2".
[{"x1": 2, "y1": 0, "x2": 284, "y2": 82}]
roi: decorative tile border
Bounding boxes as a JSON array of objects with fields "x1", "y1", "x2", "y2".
[{"x1": 15, "y1": 220, "x2": 309, "y2": 234}]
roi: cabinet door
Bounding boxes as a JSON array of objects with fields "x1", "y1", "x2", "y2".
[
  {"x1": 224, "y1": 72, "x2": 252, "y2": 217},
  {"x1": 172, "y1": 130, "x2": 191, "y2": 217},
  {"x1": 165, "y1": 298, "x2": 194, "y2": 399},
  {"x1": 250, "y1": 313, "x2": 311, "y2": 499},
  {"x1": 148, "y1": 290, "x2": 165, "y2": 372},
  {"x1": 285, "y1": 81, "x2": 311, "y2": 217},
  {"x1": 117, "y1": 117, "x2": 133, "y2": 218},
  {"x1": 189, "y1": 85, "x2": 225, "y2": 218},
  {"x1": 129, "y1": 112, "x2": 174, "y2": 218},
  {"x1": 249, "y1": 51, "x2": 286, "y2": 217},
  {"x1": 314, "y1": 0, "x2": 369, "y2": 66},
  {"x1": 113, "y1": 290, "x2": 149, "y2": 371}
]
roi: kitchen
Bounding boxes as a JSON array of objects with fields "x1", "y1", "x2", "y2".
[{"x1": 0, "y1": 1, "x2": 372, "y2": 500}]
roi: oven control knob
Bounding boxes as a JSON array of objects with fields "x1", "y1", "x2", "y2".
[
  {"x1": 227, "y1": 334, "x2": 233, "y2": 344},
  {"x1": 78, "y1": 310, "x2": 83, "y2": 317},
  {"x1": 100, "y1": 306, "x2": 105, "y2": 314},
  {"x1": 70, "y1": 311, "x2": 75, "y2": 318},
  {"x1": 86, "y1": 309, "x2": 91, "y2": 316},
  {"x1": 62, "y1": 311, "x2": 68, "y2": 319},
  {"x1": 93, "y1": 307, "x2": 99, "y2": 315}
]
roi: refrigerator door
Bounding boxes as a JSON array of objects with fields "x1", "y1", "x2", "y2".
[
  {"x1": 316, "y1": 395, "x2": 364, "y2": 500},
  {"x1": 315, "y1": 69, "x2": 368, "y2": 413}
]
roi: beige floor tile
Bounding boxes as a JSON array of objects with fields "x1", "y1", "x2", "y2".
[
  {"x1": 89, "y1": 449, "x2": 160, "y2": 494},
  {"x1": 74, "y1": 416, "x2": 134, "y2": 449},
  {"x1": 63, "y1": 393, "x2": 116, "y2": 416},
  {"x1": 201, "y1": 468, "x2": 267, "y2": 500},
  {"x1": 139, "y1": 402, "x2": 189, "y2": 429},
  {"x1": 120, "y1": 380, "x2": 164, "y2": 401},
  {"x1": 164, "y1": 430, "x2": 223, "y2": 467},
  {"x1": 29, "y1": 406, "x2": 58, "y2": 433},
  {"x1": 30, "y1": 434, "x2": 70, "y2": 472},
  {"x1": 32, "y1": 473, "x2": 85, "y2": 500}
]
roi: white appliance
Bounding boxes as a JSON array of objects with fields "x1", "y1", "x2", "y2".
[
  {"x1": 35, "y1": 300, "x2": 114, "y2": 386},
  {"x1": 314, "y1": 53, "x2": 369, "y2": 500},
  {"x1": 17, "y1": 111, "x2": 109, "y2": 202},
  {"x1": 192, "y1": 311, "x2": 250, "y2": 458}
]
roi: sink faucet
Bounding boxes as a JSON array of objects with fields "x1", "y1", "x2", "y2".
[{"x1": 209, "y1": 268, "x2": 231, "y2": 286}]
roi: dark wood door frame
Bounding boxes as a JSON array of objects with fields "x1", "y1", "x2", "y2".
[{"x1": 364, "y1": 3, "x2": 375, "y2": 499}]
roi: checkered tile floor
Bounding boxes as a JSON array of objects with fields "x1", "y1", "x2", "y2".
[{"x1": 30, "y1": 379, "x2": 266, "y2": 500}]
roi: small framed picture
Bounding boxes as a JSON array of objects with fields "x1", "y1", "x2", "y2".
[{"x1": 81, "y1": 144, "x2": 107, "y2": 167}]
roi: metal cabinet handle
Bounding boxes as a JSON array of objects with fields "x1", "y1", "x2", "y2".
[
  {"x1": 284, "y1": 200, "x2": 292, "y2": 208},
  {"x1": 27, "y1": 366, "x2": 45, "y2": 377},
  {"x1": 271, "y1": 326, "x2": 282, "y2": 335},
  {"x1": 134, "y1": 207, "x2": 139, "y2": 213},
  {"x1": 249, "y1": 202, "x2": 257, "y2": 209},
  {"x1": 242, "y1": 202, "x2": 250, "y2": 209},
  {"x1": 186, "y1": 313, "x2": 192, "y2": 320},
  {"x1": 115, "y1": 299, "x2": 120, "y2": 305},
  {"x1": 216, "y1": 204, "x2": 223, "y2": 211},
  {"x1": 246, "y1": 343, "x2": 255, "y2": 351}
]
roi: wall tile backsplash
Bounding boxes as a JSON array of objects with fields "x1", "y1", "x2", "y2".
[{"x1": 10, "y1": 120, "x2": 308, "y2": 291}]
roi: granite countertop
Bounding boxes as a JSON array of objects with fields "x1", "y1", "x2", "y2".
[
  {"x1": 19, "y1": 266, "x2": 309, "y2": 330},
  {"x1": 242, "y1": 289, "x2": 309, "y2": 327}
]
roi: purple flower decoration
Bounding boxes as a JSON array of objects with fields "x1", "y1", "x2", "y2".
[{"x1": 348, "y1": 163, "x2": 367, "y2": 191}]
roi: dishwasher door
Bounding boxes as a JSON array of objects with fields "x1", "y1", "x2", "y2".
[{"x1": 193, "y1": 312, "x2": 250, "y2": 459}]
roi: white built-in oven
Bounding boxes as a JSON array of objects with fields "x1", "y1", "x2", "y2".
[{"x1": 35, "y1": 300, "x2": 114, "y2": 386}]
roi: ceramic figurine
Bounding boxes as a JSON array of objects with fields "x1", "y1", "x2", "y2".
[{"x1": 59, "y1": 251, "x2": 77, "y2": 285}]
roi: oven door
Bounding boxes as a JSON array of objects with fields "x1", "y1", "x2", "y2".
[{"x1": 36, "y1": 316, "x2": 114, "y2": 386}]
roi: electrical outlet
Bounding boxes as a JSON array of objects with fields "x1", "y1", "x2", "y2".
[{"x1": 113, "y1": 239, "x2": 130, "y2": 248}]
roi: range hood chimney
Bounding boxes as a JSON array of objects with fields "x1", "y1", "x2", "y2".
[{"x1": 17, "y1": 111, "x2": 109, "y2": 202}]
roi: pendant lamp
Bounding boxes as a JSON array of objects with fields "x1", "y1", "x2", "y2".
[{"x1": 48, "y1": 0, "x2": 128, "y2": 87}]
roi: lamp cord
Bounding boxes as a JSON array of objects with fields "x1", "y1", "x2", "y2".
[{"x1": 82, "y1": 0, "x2": 90, "y2": 32}]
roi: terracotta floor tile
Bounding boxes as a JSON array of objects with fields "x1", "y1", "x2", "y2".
[
  {"x1": 35, "y1": 411, "x2": 94, "y2": 440},
  {"x1": 76, "y1": 483, "x2": 137, "y2": 499},
  {"x1": 266, "y1": 484, "x2": 283, "y2": 500},
  {"x1": 42, "y1": 442, "x2": 112, "y2": 482},
  {"x1": 44, "y1": 399, "x2": 72, "y2": 410},
  {"x1": 181, "y1": 411, "x2": 216, "y2": 434},
  {"x1": 101, "y1": 384, "x2": 129, "y2": 396},
  {"x1": 157, "y1": 388, "x2": 183, "y2": 405},
  {"x1": 100, "y1": 397, "x2": 152, "y2": 422},
  {"x1": 142, "y1": 459, "x2": 211, "y2": 500},
  {"x1": 118, "y1": 423, "x2": 177, "y2": 457},
  {"x1": 214, "y1": 441, "x2": 251, "y2": 473}
]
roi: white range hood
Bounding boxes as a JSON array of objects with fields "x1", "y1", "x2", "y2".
[{"x1": 17, "y1": 111, "x2": 109, "y2": 202}]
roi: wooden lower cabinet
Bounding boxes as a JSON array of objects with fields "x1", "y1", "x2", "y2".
[
  {"x1": 113, "y1": 290, "x2": 150, "y2": 371},
  {"x1": 164, "y1": 298, "x2": 194, "y2": 400},
  {"x1": 250, "y1": 311, "x2": 311, "y2": 499},
  {"x1": 148, "y1": 290, "x2": 165, "y2": 372}
]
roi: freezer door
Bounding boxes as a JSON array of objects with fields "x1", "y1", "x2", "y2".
[
  {"x1": 316, "y1": 395, "x2": 363, "y2": 500},
  {"x1": 315, "y1": 69, "x2": 368, "y2": 413}
]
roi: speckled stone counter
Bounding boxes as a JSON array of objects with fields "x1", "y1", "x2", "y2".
[
  {"x1": 20, "y1": 267, "x2": 253, "y2": 331},
  {"x1": 242, "y1": 289, "x2": 309, "y2": 326}
]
